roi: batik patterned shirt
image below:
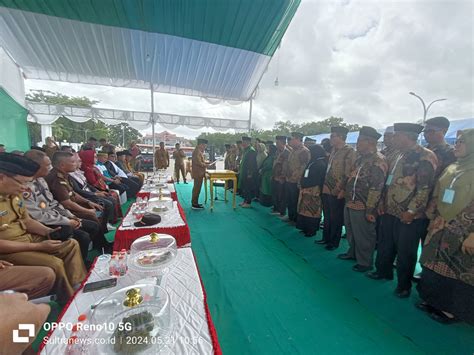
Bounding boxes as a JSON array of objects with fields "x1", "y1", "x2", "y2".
[
  {"x1": 383, "y1": 145, "x2": 438, "y2": 219},
  {"x1": 345, "y1": 151, "x2": 388, "y2": 215},
  {"x1": 323, "y1": 145, "x2": 356, "y2": 196}
]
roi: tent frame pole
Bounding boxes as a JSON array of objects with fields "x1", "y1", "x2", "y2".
[
  {"x1": 150, "y1": 83, "x2": 156, "y2": 172},
  {"x1": 248, "y1": 97, "x2": 253, "y2": 134}
]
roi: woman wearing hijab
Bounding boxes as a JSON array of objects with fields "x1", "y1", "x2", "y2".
[
  {"x1": 416, "y1": 128, "x2": 474, "y2": 324},
  {"x1": 259, "y1": 145, "x2": 277, "y2": 207},
  {"x1": 296, "y1": 145, "x2": 327, "y2": 237},
  {"x1": 79, "y1": 150, "x2": 122, "y2": 222}
]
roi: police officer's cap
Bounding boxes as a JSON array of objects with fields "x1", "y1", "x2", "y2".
[
  {"x1": 197, "y1": 138, "x2": 208, "y2": 145},
  {"x1": 304, "y1": 137, "x2": 316, "y2": 143},
  {"x1": 394, "y1": 123, "x2": 423, "y2": 134},
  {"x1": 359, "y1": 126, "x2": 382, "y2": 140},
  {"x1": 0, "y1": 153, "x2": 40, "y2": 177},
  {"x1": 117, "y1": 150, "x2": 132, "y2": 157},
  {"x1": 331, "y1": 126, "x2": 349, "y2": 135},
  {"x1": 241, "y1": 136, "x2": 252, "y2": 142}
]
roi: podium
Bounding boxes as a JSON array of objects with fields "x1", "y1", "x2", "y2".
[{"x1": 204, "y1": 170, "x2": 237, "y2": 211}]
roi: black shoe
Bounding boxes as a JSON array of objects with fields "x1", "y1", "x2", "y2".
[
  {"x1": 352, "y1": 264, "x2": 372, "y2": 272},
  {"x1": 394, "y1": 288, "x2": 411, "y2": 298},
  {"x1": 314, "y1": 239, "x2": 327, "y2": 244},
  {"x1": 192, "y1": 204, "x2": 204, "y2": 210},
  {"x1": 429, "y1": 309, "x2": 459, "y2": 324},
  {"x1": 325, "y1": 245, "x2": 337, "y2": 251},
  {"x1": 176, "y1": 181, "x2": 180, "y2": 184},
  {"x1": 184, "y1": 181, "x2": 188, "y2": 184},
  {"x1": 304, "y1": 232, "x2": 316, "y2": 238},
  {"x1": 366, "y1": 271, "x2": 393, "y2": 280},
  {"x1": 337, "y1": 253, "x2": 355, "y2": 260},
  {"x1": 415, "y1": 302, "x2": 438, "y2": 314}
]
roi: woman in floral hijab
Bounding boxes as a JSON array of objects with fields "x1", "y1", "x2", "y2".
[{"x1": 417, "y1": 128, "x2": 474, "y2": 324}]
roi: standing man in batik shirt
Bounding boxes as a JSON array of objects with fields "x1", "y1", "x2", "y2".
[
  {"x1": 368, "y1": 123, "x2": 438, "y2": 299},
  {"x1": 191, "y1": 138, "x2": 209, "y2": 210},
  {"x1": 272, "y1": 136, "x2": 291, "y2": 216},
  {"x1": 338, "y1": 127, "x2": 388, "y2": 272},
  {"x1": 381, "y1": 126, "x2": 399, "y2": 165},
  {"x1": 317, "y1": 126, "x2": 356, "y2": 250},
  {"x1": 154, "y1": 142, "x2": 169, "y2": 170},
  {"x1": 283, "y1": 132, "x2": 310, "y2": 224},
  {"x1": 173, "y1": 143, "x2": 187, "y2": 184},
  {"x1": 423, "y1": 116, "x2": 456, "y2": 177}
]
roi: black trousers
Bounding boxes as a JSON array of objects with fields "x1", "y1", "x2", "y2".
[
  {"x1": 272, "y1": 180, "x2": 286, "y2": 215},
  {"x1": 322, "y1": 194, "x2": 345, "y2": 247},
  {"x1": 90, "y1": 195, "x2": 115, "y2": 223},
  {"x1": 242, "y1": 178, "x2": 256, "y2": 204},
  {"x1": 285, "y1": 182, "x2": 299, "y2": 222},
  {"x1": 375, "y1": 214, "x2": 425, "y2": 291},
  {"x1": 121, "y1": 177, "x2": 140, "y2": 198},
  {"x1": 109, "y1": 182, "x2": 129, "y2": 196},
  {"x1": 48, "y1": 224, "x2": 91, "y2": 260}
]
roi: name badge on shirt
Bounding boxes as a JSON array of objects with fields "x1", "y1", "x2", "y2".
[
  {"x1": 304, "y1": 169, "x2": 309, "y2": 178},
  {"x1": 385, "y1": 174, "x2": 393, "y2": 186},
  {"x1": 0, "y1": 210, "x2": 8, "y2": 217},
  {"x1": 442, "y1": 189, "x2": 455, "y2": 204}
]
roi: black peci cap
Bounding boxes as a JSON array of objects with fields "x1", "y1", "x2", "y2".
[{"x1": 0, "y1": 152, "x2": 40, "y2": 177}]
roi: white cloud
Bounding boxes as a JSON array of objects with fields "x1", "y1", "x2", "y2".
[{"x1": 25, "y1": 0, "x2": 473, "y2": 137}]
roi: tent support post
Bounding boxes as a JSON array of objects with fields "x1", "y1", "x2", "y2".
[
  {"x1": 150, "y1": 83, "x2": 156, "y2": 171},
  {"x1": 248, "y1": 98, "x2": 253, "y2": 134}
]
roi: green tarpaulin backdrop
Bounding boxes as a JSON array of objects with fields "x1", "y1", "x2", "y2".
[{"x1": 0, "y1": 88, "x2": 30, "y2": 152}]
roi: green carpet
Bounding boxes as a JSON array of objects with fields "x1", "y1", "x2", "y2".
[{"x1": 177, "y1": 182, "x2": 474, "y2": 355}]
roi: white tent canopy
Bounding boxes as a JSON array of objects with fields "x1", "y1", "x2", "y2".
[{"x1": 27, "y1": 101, "x2": 250, "y2": 132}]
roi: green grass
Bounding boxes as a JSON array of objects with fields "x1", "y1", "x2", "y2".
[{"x1": 178, "y1": 182, "x2": 474, "y2": 355}]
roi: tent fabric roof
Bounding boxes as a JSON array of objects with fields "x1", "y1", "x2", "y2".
[
  {"x1": 0, "y1": 0, "x2": 300, "y2": 101},
  {"x1": 26, "y1": 101, "x2": 250, "y2": 132}
]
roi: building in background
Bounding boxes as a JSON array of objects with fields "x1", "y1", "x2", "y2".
[{"x1": 141, "y1": 131, "x2": 191, "y2": 146}]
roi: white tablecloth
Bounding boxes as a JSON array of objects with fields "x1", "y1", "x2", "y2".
[
  {"x1": 120, "y1": 201, "x2": 185, "y2": 231},
  {"x1": 40, "y1": 248, "x2": 216, "y2": 355}
]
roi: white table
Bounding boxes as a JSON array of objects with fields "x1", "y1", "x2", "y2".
[{"x1": 40, "y1": 248, "x2": 219, "y2": 355}]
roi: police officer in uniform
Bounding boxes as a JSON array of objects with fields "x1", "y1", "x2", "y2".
[
  {"x1": 191, "y1": 139, "x2": 209, "y2": 209},
  {"x1": 368, "y1": 123, "x2": 438, "y2": 298},
  {"x1": 0, "y1": 153, "x2": 86, "y2": 303},
  {"x1": 23, "y1": 150, "x2": 98, "y2": 260}
]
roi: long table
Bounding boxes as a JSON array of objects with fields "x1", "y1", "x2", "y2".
[
  {"x1": 114, "y1": 184, "x2": 191, "y2": 250},
  {"x1": 39, "y1": 248, "x2": 221, "y2": 354}
]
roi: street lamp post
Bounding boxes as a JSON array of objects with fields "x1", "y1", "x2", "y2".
[{"x1": 409, "y1": 92, "x2": 447, "y2": 124}]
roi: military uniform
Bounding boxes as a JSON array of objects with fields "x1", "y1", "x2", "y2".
[
  {"x1": 24, "y1": 177, "x2": 98, "y2": 259},
  {"x1": 272, "y1": 142, "x2": 291, "y2": 215},
  {"x1": 344, "y1": 150, "x2": 388, "y2": 268},
  {"x1": 154, "y1": 148, "x2": 169, "y2": 170},
  {"x1": 173, "y1": 149, "x2": 187, "y2": 183},
  {"x1": 285, "y1": 137, "x2": 310, "y2": 222},
  {"x1": 191, "y1": 144, "x2": 207, "y2": 206},
  {"x1": 373, "y1": 123, "x2": 438, "y2": 294},
  {"x1": 322, "y1": 144, "x2": 356, "y2": 248},
  {"x1": 0, "y1": 194, "x2": 86, "y2": 303}
]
